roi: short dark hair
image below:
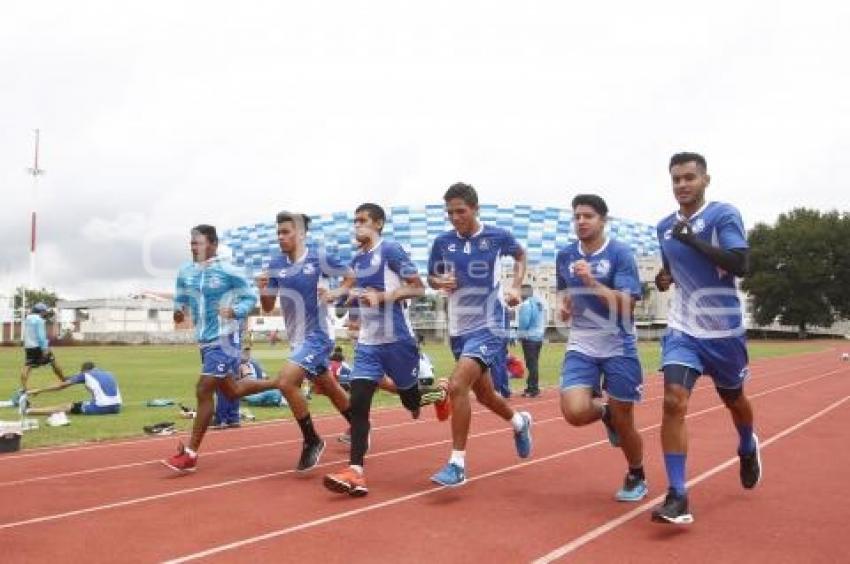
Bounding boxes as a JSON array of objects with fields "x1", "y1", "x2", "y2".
[
  {"x1": 355, "y1": 203, "x2": 386, "y2": 233},
  {"x1": 275, "y1": 211, "x2": 311, "y2": 232},
  {"x1": 571, "y1": 194, "x2": 608, "y2": 218},
  {"x1": 191, "y1": 224, "x2": 218, "y2": 244},
  {"x1": 669, "y1": 152, "x2": 707, "y2": 172},
  {"x1": 443, "y1": 182, "x2": 478, "y2": 207},
  {"x1": 81, "y1": 361, "x2": 95, "y2": 371}
]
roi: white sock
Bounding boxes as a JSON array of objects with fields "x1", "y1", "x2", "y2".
[
  {"x1": 349, "y1": 464, "x2": 364, "y2": 475},
  {"x1": 449, "y1": 450, "x2": 466, "y2": 468},
  {"x1": 184, "y1": 446, "x2": 198, "y2": 458},
  {"x1": 510, "y1": 412, "x2": 525, "y2": 432}
]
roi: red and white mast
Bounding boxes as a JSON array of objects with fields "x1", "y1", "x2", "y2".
[{"x1": 25, "y1": 129, "x2": 44, "y2": 314}]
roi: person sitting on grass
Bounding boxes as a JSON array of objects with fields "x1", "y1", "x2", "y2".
[
  {"x1": 23, "y1": 361, "x2": 122, "y2": 416},
  {"x1": 240, "y1": 348, "x2": 288, "y2": 408},
  {"x1": 213, "y1": 346, "x2": 273, "y2": 427}
]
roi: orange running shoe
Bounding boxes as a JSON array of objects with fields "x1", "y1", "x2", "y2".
[
  {"x1": 434, "y1": 378, "x2": 452, "y2": 422},
  {"x1": 323, "y1": 466, "x2": 368, "y2": 497}
]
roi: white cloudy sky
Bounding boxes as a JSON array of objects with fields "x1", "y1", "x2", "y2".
[{"x1": 1, "y1": 1, "x2": 848, "y2": 298}]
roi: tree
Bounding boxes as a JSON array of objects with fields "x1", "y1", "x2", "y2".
[
  {"x1": 13, "y1": 287, "x2": 60, "y2": 311},
  {"x1": 742, "y1": 208, "x2": 849, "y2": 338}
]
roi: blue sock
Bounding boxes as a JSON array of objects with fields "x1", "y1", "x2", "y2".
[
  {"x1": 663, "y1": 453, "x2": 687, "y2": 496},
  {"x1": 736, "y1": 424, "x2": 755, "y2": 455}
]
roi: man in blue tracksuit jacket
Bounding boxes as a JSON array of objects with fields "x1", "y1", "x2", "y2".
[
  {"x1": 21, "y1": 302, "x2": 65, "y2": 390},
  {"x1": 518, "y1": 284, "x2": 546, "y2": 397},
  {"x1": 162, "y1": 224, "x2": 283, "y2": 473}
]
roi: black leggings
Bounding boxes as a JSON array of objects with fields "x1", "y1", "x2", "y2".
[{"x1": 349, "y1": 379, "x2": 377, "y2": 467}]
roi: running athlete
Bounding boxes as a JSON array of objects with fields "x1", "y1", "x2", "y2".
[
  {"x1": 557, "y1": 194, "x2": 647, "y2": 502},
  {"x1": 162, "y1": 225, "x2": 283, "y2": 473},
  {"x1": 323, "y1": 203, "x2": 447, "y2": 496},
  {"x1": 429, "y1": 182, "x2": 533, "y2": 488},
  {"x1": 651, "y1": 152, "x2": 760, "y2": 524},
  {"x1": 257, "y1": 211, "x2": 354, "y2": 472}
]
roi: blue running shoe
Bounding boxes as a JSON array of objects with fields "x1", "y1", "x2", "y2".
[
  {"x1": 601, "y1": 404, "x2": 620, "y2": 447},
  {"x1": 615, "y1": 473, "x2": 648, "y2": 502},
  {"x1": 513, "y1": 411, "x2": 533, "y2": 459},
  {"x1": 431, "y1": 462, "x2": 466, "y2": 487}
]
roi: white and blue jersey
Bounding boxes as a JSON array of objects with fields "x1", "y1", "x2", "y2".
[
  {"x1": 657, "y1": 201, "x2": 748, "y2": 339},
  {"x1": 174, "y1": 257, "x2": 256, "y2": 376},
  {"x1": 67, "y1": 369, "x2": 122, "y2": 407},
  {"x1": 23, "y1": 314, "x2": 48, "y2": 350},
  {"x1": 350, "y1": 239, "x2": 418, "y2": 346},
  {"x1": 555, "y1": 238, "x2": 642, "y2": 358},
  {"x1": 428, "y1": 224, "x2": 523, "y2": 337},
  {"x1": 349, "y1": 239, "x2": 420, "y2": 389},
  {"x1": 658, "y1": 201, "x2": 750, "y2": 389},
  {"x1": 556, "y1": 238, "x2": 644, "y2": 402},
  {"x1": 267, "y1": 249, "x2": 347, "y2": 347},
  {"x1": 267, "y1": 249, "x2": 348, "y2": 377},
  {"x1": 240, "y1": 359, "x2": 266, "y2": 380}
]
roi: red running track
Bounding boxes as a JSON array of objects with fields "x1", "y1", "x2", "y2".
[{"x1": 2, "y1": 346, "x2": 848, "y2": 563}]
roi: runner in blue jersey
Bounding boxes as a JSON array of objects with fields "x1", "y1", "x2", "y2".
[
  {"x1": 428, "y1": 183, "x2": 533, "y2": 488},
  {"x1": 163, "y1": 225, "x2": 282, "y2": 473},
  {"x1": 323, "y1": 203, "x2": 447, "y2": 497},
  {"x1": 556, "y1": 194, "x2": 647, "y2": 502},
  {"x1": 256, "y1": 211, "x2": 354, "y2": 472},
  {"x1": 651, "y1": 152, "x2": 760, "y2": 524}
]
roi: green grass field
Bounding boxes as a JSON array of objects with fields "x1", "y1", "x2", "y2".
[{"x1": 0, "y1": 340, "x2": 825, "y2": 449}]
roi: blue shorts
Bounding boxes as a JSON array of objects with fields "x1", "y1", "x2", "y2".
[
  {"x1": 560, "y1": 351, "x2": 643, "y2": 402},
  {"x1": 288, "y1": 334, "x2": 334, "y2": 379},
  {"x1": 661, "y1": 329, "x2": 749, "y2": 389},
  {"x1": 71, "y1": 401, "x2": 121, "y2": 415},
  {"x1": 450, "y1": 329, "x2": 503, "y2": 368},
  {"x1": 352, "y1": 340, "x2": 419, "y2": 389},
  {"x1": 200, "y1": 345, "x2": 240, "y2": 378}
]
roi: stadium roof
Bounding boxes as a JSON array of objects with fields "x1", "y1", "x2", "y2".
[{"x1": 224, "y1": 204, "x2": 659, "y2": 274}]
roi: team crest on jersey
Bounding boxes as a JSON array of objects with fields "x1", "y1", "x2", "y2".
[
  {"x1": 478, "y1": 239, "x2": 490, "y2": 251},
  {"x1": 692, "y1": 218, "x2": 706, "y2": 234},
  {"x1": 371, "y1": 253, "x2": 381, "y2": 267},
  {"x1": 594, "y1": 259, "x2": 611, "y2": 277},
  {"x1": 208, "y1": 276, "x2": 222, "y2": 289},
  {"x1": 447, "y1": 243, "x2": 456, "y2": 252},
  {"x1": 303, "y1": 263, "x2": 315, "y2": 275},
  {"x1": 278, "y1": 268, "x2": 288, "y2": 278}
]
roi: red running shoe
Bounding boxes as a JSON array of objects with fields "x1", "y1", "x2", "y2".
[
  {"x1": 434, "y1": 378, "x2": 452, "y2": 422},
  {"x1": 162, "y1": 443, "x2": 197, "y2": 473}
]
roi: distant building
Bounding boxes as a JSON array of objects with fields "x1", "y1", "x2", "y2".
[{"x1": 57, "y1": 295, "x2": 192, "y2": 344}]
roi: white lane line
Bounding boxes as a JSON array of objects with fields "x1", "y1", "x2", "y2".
[
  {"x1": 0, "y1": 415, "x2": 567, "y2": 531},
  {"x1": 1, "y1": 350, "x2": 825, "y2": 461},
  {"x1": 161, "y1": 366, "x2": 847, "y2": 563},
  {"x1": 531, "y1": 393, "x2": 850, "y2": 563},
  {"x1": 0, "y1": 392, "x2": 557, "y2": 462},
  {"x1": 2, "y1": 355, "x2": 822, "y2": 484},
  {"x1": 0, "y1": 365, "x2": 772, "y2": 487}
]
